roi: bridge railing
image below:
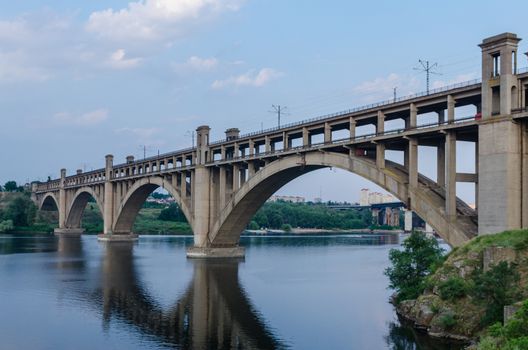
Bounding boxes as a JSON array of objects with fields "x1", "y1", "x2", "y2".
[
  {"x1": 205, "y1": 115, "x2": 477, "y2": 164},
  {"x1": 208, "y1": 78, "x2": 481, "y2": 145}
]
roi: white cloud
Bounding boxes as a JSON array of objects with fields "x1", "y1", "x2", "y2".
[
  {"x1": 53, "y1": 109, "x2": 109, "y2": 126},
  {"x1": 186, "y1": 56, "x2": 218, "y2": 70},
  {"x1": 211, "y1": 68, "x2": 283, "y2": 89},
  {"x1": 86, "y1": 0, "x2": 243, "y2": 43},
  {"x1": 106, "y1": 49, "x2": 143, "y2": 69},
  {"x1": 352, "y1": 73, "x2": 421, "y2": 104},
  {"x1": 172, "y1": 55, "x2": 218, "y2": 73}
]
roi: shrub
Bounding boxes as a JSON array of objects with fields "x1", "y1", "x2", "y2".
[
  {"x1": 247, "y1": 221, "x2": 259, "y2": 230},
  {"x1": 477, "y1": 300, "x2": 528, "y2": 350},
  {"x1": 0, "y1": 220, "x2": 14, "y2": 233},
  {"x1": 438, "y1": 276, "x2": 469, "y2": 301},
  {"x1": 471, "y1": 262, "x2": 521, "y2": 326},
  {"x1": 385, "y1": 231, "x2": 445, "y2": 303},
  {"x1": 438, "y1": 312, "x2": 457, "y2": 329},
  {"x1": 281, "y1": 224, "x2": 292, "y2": 232}
]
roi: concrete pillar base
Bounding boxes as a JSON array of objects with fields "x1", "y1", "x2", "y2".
[
  {"x1": 97, "y1": 233, "x2": 139, "y2": 242},
  {"x1": 54, "y1": 228, "x2": 84, "y2": 237},
  {"x1": 186, "y1": 246, "x2": 245, "y2": 259}
]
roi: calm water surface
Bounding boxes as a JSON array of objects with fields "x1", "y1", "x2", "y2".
[{"x1": 0, "y1": 234, "x2": 461, "y2": 350}]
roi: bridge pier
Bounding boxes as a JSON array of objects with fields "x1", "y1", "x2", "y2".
[
  {"x1": 186, "y1": 246, "x2": 245, "y2": 259},
  {"x1": 54, "y1": 228, "x2": 84, "y2": 237}
]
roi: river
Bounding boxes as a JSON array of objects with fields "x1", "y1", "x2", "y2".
[{"x1": 0, "y1": 233, "x2": 462, "y2": 349}]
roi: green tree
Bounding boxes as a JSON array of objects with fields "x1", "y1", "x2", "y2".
[
  {"x1": 472, "y1": 262, "x2": 521, "y2": 326},
  {"x1": 4, "y1": 181, "x2": 17, "y2": 192},
  {"x1": 281, "y1": 223, "x2": 292, "y2": 232},
  {"x1": 158, "y1": 203, "x2": 187, "y2": 222},
  {"x1": 385, "y1": 231, "x2": 445, "y2": 303},
  {"x1": 0, "y1": 220, "x2": 14, "y2": 232},
  {"x1": 247, "y1": 221, "x2": 259, "y2": 230},
  {"x1": 5, "y1": 196, "x2": 37, "y2": 227}
]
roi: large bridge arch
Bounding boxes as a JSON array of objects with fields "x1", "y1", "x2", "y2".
[
  {"x1": 39, "y1": 192, "x2": 59, "y2": 211},
  {"x1": 65, "y1": 187, "x2": 104, "y2": 229},
  {"x1": 210, "y1": 152, "x2": 477, "y2": 247},
  {"x1": 113, "y1": 176, "x2": 193, "y2": 234}
]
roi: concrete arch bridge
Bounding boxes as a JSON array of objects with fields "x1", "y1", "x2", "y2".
[{"x1": 33, "y1": 33, "x2": 528, "y2": 257}]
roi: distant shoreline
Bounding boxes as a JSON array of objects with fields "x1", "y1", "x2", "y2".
[{"x1": 244, "y1": 228, "x2": 403, "y2": 235}]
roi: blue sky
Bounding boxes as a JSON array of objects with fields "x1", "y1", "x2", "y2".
[{"x1": 1, "y1": 0, "x2": 527, "y2": 203}]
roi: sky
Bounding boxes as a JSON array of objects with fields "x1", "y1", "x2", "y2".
[{"x1": 1, "y1": 0, "x2": 528, "y2": 204}]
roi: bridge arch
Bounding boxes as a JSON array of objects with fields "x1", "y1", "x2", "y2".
[
  {"x1": 210, "y1": 152, "x2": 477, "y2": 247},
  {"x1": 113, "y1": 176, "x2": 193, "y2": 234},
  {"x1": 65, "y1": 187, "x2": 104, "y2": 229},
  {"x1": 39, "y1": 192, "x2": 59, "y2": 211}
]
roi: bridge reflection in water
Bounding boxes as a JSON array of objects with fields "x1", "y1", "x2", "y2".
[{"x1": 95, "y1": 241, "x2": 287, "y2": 350}]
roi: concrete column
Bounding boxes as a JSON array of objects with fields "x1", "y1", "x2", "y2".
[
  {"x1": 58, "y1": 168, "x2": 67, "y2": 229},
  {"x1": 103, "y1": 155, "x2": 114, "y2": 235},
  {"x1": 437, "y1": 143, "x2": 446, "y2": 187},
  {"x1": 302, "y1": 127, "x2": 309, "y2": 146},
  {"x1": 171, "y1": 173, "x2": 178, "y2": 190},
  {"x1": 376, "y1": 143, "x2": 385, "y2": 169},
  {"x1": 248, "y1": 162, "x2": 256, "y2": 178},
  {"x1": 265, "y1": 136, "x2": 271, "y2": 153},
  {"x1": 233, "y1": 143, "x2": 239, "y2": 159},
  {"x1": 232, "y1": 164, "x2": 240, "y2": 191},
  {"x1": 445, "y1": 132, "x2": 457, "y2": 219},
  {"x1": 408, "y1": 138, "x2": 418, "y2": 188},
  {"x1": 377, "y1": 111, "x2": 385, "y2": 134},
  {"x1": 282, "y1": 132, "x2": 288, "y2": 150},
  {"x1": 220, "y1": 145, "x2": 226, "y2": 160},
  {"x1": 219, "y1": 166, "x2": 226, "y2": 209},
  {"x1": 181, "y1": 172, "x2": 187, "y2": 198},
  {"x1": 479, "y1": 120, "x2": 522, "y2": 234},
  {"x1": 192, "y1": 166, "x2": 211, "y2": 247},
  {"x1": 447, "y1": 95, "x2": 455, "y2": 122},
  {"x1": 409, "y1": 103, "x2": 417, "y2": 128},
  {"x1": 324, "y1": 122, "x2": 331, "y2": 143},
  {"x1": 249, "y1": 139, "x2": 254, "y2": 156},
  {"x1": 349, "y1": 117, "x2": 356, "y2": 139}
]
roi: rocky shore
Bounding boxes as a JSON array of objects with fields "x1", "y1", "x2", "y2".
[{"x1": 393, "y1": 230, "x2": 528, "y2": 343}]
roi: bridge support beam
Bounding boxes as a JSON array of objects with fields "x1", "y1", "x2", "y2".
[
  {"x1": 445, "y1": 132, "x2": 457, "y2": 220},
  {"x1": 478, "y1": 120, "x2": 522, "y2": 233},
  {"x1": 478, "y1": 33, "x2": 524, "y2": 235}
]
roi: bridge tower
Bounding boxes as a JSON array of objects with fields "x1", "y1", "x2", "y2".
[{"x1": 478, "y1": 33, "x2": 526, "y2": 234}]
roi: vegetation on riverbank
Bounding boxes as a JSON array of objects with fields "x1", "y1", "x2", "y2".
[
  {"x1": 248, "y1": 201, "x2": 386, "y2": 230},
  {"x1": 1, "y1": 181, "x2": 400, "y2": 234},
  {"x1": 388, "y1": 230, "x2": 528, "y2": 345}
]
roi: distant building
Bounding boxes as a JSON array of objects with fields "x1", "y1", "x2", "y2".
[
  {"x1": 268, "y1": 195, "x2": 305, "y2": 203},
  {"x1": 359, "y1": 188, "x2": 396, "y2": 205},
  {"x1": 313, "y1": 197, "x2": 322, "y2": 203}
]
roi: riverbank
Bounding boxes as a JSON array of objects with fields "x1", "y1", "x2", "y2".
[
  {"x1": 245, "y1": 228, "x2": 403, "y2": 235},
  {"x1": 393, "y1": 229, "x2": 528, "y2": 345}
]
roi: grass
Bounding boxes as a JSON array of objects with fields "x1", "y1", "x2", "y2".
[{"x1": 459, "y1": 229, "x2": 528, "y2": 254}]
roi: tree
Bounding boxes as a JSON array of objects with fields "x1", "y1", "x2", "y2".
[
  {"x1": 385, "y1": 231, "x2": 445, "y2": 303},
  {"x1": 5, "y1": 196, "x2": 37, "y2": 226},
  {"x1": 158, "y1": 203, "x2": 187, "y2": 222},
  {"x1": 247, "y1": 221, "x2": 259, "y2": 230},
  {"x1": 4, "y1": 181, "x2": 17, "y2": 192},
  {"x1": 472, "y1": 262, "x2": 521, "y2": 326}
]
